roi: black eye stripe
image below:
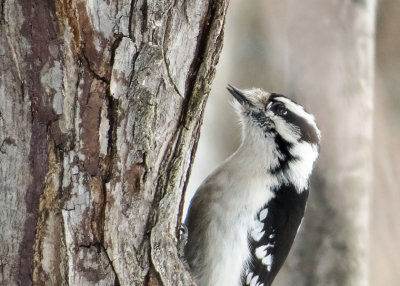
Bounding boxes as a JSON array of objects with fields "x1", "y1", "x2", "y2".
[{"x1": 283, "y1": 110, "x2": 319, "y2": 144}]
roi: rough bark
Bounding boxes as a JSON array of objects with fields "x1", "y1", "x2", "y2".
[{"x1": 0, "y1": 0, "x2": 229, "y2": 285}]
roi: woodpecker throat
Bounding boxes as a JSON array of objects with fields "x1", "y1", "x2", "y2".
[{"x1": 184, "y1": 85, "x2": 320, "y2": 286}]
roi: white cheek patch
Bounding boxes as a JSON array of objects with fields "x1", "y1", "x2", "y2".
[
  {"x1": 273, "y1": 118, "x2": 301, "y2": 143},
  {"x1": 287, "y1": 142, "x2": 319, "y2": 192}
]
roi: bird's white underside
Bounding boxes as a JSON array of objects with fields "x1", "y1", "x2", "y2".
[{"x1": 189, "y1": 89, "x2": 319, "y2": 286}]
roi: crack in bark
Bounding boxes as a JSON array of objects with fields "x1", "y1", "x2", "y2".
[
  {"x1": 61, "y1": 206, "x2": 76, "y2": 211},
  {"x1": 0, "y1": 0, "x2": 5, "y2": 25},
  {"x1": 102, "y1": 245, "x2": 121, "y2": 286},
  {"x1": 176, "y1": 3, "x2": 226, "y2": 228},
  {"x1": 93, "y1": 33, "x2": 125, "y2": 285},
  {"x1": 68, "y1": 63, "x2": 83, "y2": 152},
  {"x1": 146, "y1": 0, "x2": 218, "y2": 209},
  {"x1": 80, "y1": 51, "x2": 109, "y2": 84},
  {"x1": 154, "y1": 124, "x2": 182, "y2": 201},
  {"x1": 140, "y1": 0, "x2": 148, "y2": 35},
  {"x1": 162, "y1": 5, "x2": 183, "y2": 97},
  {"x1": 163, "y1": 0, "x2": 224, "y2": 224},
  {"x1": 128, "y1": 0, "x2": 135, "y2": 39},
  {"x1": 109, "y1": 34, "x2": 124, "y2": 68},
  {"x1": 128, "y1": 49, "x2": 140, "y2": 87},
  {"x1": 106, "y1": 34, "x2": 123, "y2": 163},
  {"x1": 142, "y1": 128, "x2": 181, "y2": 282},
  {"x1": 176, "y1": 98, "x2": 207, "y2": 228},
  {"x1": 184, "y1": 1, "x2": 214, "y2": 99},
  {"x1": 100, "y1": 97, "x2": 120, "y2": 283}
]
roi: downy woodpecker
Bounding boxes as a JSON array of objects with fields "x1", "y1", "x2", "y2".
[{"x1": 184, "y1": 85, "x2": 320, "y2": 286}]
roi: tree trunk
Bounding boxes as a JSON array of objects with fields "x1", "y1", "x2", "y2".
[
  {"x1": 0, "y1": 0, "x2": 229, "y2": 285},
  {"x1": 372, "y1": 1, "x2": 400, "y2": 285},
  {"x1": 278, "y1": 1, "x2": 376, "y2": 285}
]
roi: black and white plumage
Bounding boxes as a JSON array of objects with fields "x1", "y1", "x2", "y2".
[{"x1": 184, "y1": 85, "x2": 320, "y2": 286}]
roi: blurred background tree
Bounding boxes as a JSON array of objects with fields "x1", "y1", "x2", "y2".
[{"x1": 186, "y1": 0, "x2": 399, "y2": 285}]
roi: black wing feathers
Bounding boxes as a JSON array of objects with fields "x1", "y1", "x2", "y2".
[{"x1": 242, "y1": 184, "x2": 309, "y2": 286}]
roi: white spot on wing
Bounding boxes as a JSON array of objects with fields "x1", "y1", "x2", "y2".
[
  {"x1": 262, "y1": 254, "x2": 274, "y2": 271},
  {"x1": 250, "y1": 275, "x2": 260, "y2": 286},
  {"x1": 259, "y1": 208, "x2": 268, "y2": 221},
  {"x1": 251, "y1": 219, "x2": 265, "y2": 241},
  {"x1": 254, "y1": 220, "x2": 264, "y2": 230},
  {"x1": 255, "y1": 246, "x2": 268, "y2": 259},
  {"x1": 251, "y1": 229, "x2": 265, "y2": 242},
  {"x1": 265, "y1": 242, "x2": 274, "y2": 248}
]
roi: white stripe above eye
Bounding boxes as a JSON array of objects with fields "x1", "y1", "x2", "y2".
[{"x1": 274, "y1": 97, "x2": 317, "y2": 125}]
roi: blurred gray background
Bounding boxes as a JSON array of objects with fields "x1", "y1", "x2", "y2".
[{"x1": 184, "y1": 0, "x2": 399, "y2": 285}]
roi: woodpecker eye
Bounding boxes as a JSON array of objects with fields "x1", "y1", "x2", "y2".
[{"x1": 270, "y1": 101, "x2": 287, "y2": 116}]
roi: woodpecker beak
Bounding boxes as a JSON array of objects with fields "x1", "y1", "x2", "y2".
[{"x1": 227, "y1": 84, "x2": 254, "y2": 107}]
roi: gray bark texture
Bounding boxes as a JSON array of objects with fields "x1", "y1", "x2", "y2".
[{"x1": 0, "y1": 0, "x2": 229, "y2": 285}]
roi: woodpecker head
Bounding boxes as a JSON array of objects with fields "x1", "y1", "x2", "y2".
[
  {"x1": 227, "y1": 85, "x2": 320, "y2": 146},
  {"x1": 227, "y1": 85, "x2": 320, "y2": 189}
]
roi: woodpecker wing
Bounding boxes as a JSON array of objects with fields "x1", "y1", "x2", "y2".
[{"x1": 242, "y1": 184, "x2": 309, "y2": 286}]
